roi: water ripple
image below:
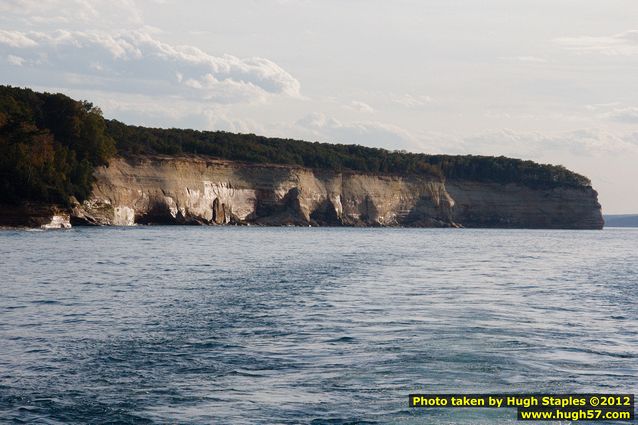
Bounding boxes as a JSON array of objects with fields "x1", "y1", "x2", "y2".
[{"x1": 0, "y1": 227, "x2": 636, "y2": 424}]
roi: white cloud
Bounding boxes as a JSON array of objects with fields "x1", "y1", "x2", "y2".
[
  {"x1": 295, "y1": 112, "x2": 417, "y2": 150},
  {"x1": 0, "y1": 30, "x2": 38, "y2": 48},
  {"x1": 0, "y1": 30, "x2": 301, "y2": 104},
  {"x1": 344, "y1": 100, "x2": 374, "y2": 113},
  {"x1": 584, "y1": 103, "x2": 638, "y2": 124},
  {"x1": 0, "y1": 0, "x2": 143, "y2": 27},
  {"x1": 6, "y1": 54, "x2": 25, "y2": 66},
  {"x1": 289, "y1": 113, "x2": 638, "y2": 159},
  {"x1": 202, "y1": 110, "x2": 262, "y2": 134},
  {"x1": 391, "y1": 94, "x2": 432, "y2": 108},
  {"x1": 556, "y1": 30, "x2": 638, "y2": 56},
  {"x1": 444, "y1": 128, "x2": 638, "y2": 158},
  {"x1": 70, "y1": 89, "x2": 265, "y2": 133},
  {"x1": 584, "y1": 102, "x2": 622, "y2": 111},
  {"x1": 500, "y1": 56, "x2": 548, "y2": 63},
  {"x1": 603, "y1": 107, "x2": 638, "y2": 124}
]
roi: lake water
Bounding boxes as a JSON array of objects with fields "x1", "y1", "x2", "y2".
[{"x1": 0, "y1": 227, "x2": 636, "y2": 424}]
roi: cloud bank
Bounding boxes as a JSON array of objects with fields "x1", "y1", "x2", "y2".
[
  {"x1": 0, "y1": 0, "x2": 143, "y2": 27},
  {"x1": 296, "y1": 113, "x2": 417, "y2": 150},
  {"x1": 0, "y1": 29, "x2": 301, "y2": 103},
  {"x1": 557, "y1": 30, "x2": 638, "y2": 56}
]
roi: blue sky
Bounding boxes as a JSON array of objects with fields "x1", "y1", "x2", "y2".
[{"x1": 1, "y1": 0, "x2": 637, "y2": 212}]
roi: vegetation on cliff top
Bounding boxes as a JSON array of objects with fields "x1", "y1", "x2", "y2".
[
  {"x1": 108, "y1": 120, "x2": 591, "y2": 188},
  {"x1": 0, "y1": 86, "x2": 115, "y2": 205},
  {"x1": 1, "y1": 86, "x2": 591, "y2": 205}
]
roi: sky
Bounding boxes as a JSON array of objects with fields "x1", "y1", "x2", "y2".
[{"x1": 1, "y1": 0, "x2": 637, "y2": 213}]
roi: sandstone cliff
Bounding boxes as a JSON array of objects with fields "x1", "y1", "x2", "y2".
[
  {"x1": 446, "y1": 181, "x2": 603, "y2": 229},
  {"x1": 71, "y1": 155, "x2": 456, "y2": 228},
  {"x1": 61, "y1": 155, "x2": 602, "y2": 229}
]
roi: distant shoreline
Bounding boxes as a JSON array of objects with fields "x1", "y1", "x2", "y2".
[{"x1": 604, "y1": 215, "x2": 638, "y2": 228}]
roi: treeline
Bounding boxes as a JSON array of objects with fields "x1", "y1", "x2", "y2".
[
  {"x1": 108, "y1": 121, "x2": 590, "y2": 189},
  {"x1": 421, "y1": 154, "x2": 590, "y2": 188},
  {"x1": 1, "y1": 85, "x2": 590, "y2": 206},
  {"x1": 107, "y1": 121, "x2": 442, "y2": 178},
  {"x1": 0, "y1": 86, "x2": 115, "y2": 205}
]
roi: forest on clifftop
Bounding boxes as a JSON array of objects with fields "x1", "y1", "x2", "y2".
[{"x1": 0, "y1": 86, "x2": 591, "y2": 205}]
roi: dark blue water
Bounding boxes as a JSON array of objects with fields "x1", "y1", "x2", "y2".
[{"x1": 1, "y1": 227, "x2": 636, "y2": 424}]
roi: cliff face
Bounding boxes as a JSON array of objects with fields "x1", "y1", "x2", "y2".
[
  {"x1": 72, "y1": 156, "x2": 456, "y2": 227},
  {"x1": 446, "y1": 181, "x2": 603, "y2": 229},
  {"x1": 6, "y1": 155, "x2": 603, "y2": 229}
]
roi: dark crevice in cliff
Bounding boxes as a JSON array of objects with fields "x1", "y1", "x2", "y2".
[
  {"x1": 310, "y1": 200, "x2": 342, "y2": 226},
  {"x1": 135, "y1": 202, "x2": 180, "y2": 225}
]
